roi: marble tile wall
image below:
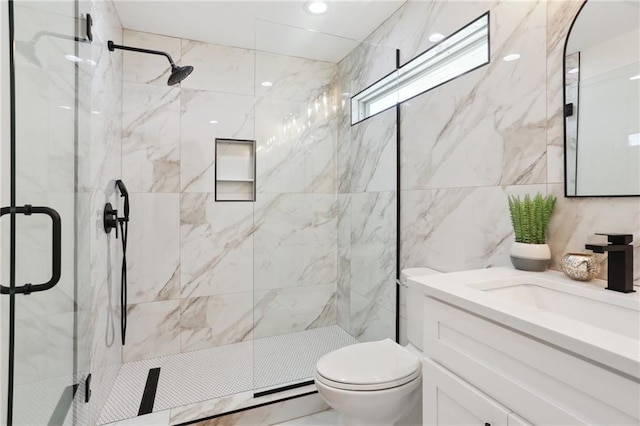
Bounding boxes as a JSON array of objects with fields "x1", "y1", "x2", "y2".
[
  {"x1": 84, "y1": 0, "x2": 124, "y2": 423},
  {"x1": 336, "y1": 41, "x2": 398, "y2": 342},
  {"x1": 121, "y1": 30, "x2": 339, "y2": 362},
  {"x1": 336, "y1": 0, "x2": 639, "y2": 343}
]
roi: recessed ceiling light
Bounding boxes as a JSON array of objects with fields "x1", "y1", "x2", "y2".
[
  {"x1": 209, "y1": 120, "x2": 218, "y2": 124},
  {"x1": 65, "y1": 54, "x2": 83, "y2": 63},
  {"x1": 261, "y1": 81, "x2": 273, "y2": 87},
  {"x1": 91, "y1": 110, "x2": 101, "y2": 115},
  {"x1": 568, "y1": 67, "x2": 579, "y2": 74},
  {"x1": 503, "y1": 53, "x2": 521, "y2": 62},
  {"x1": 304, "y1": 0, "x2": 328, "y2": 15},
  {"x1": 58, "y1": 105, "x2": 71, "y2": 110},
  {"x1": 630, "y1": 74, "x2": 640, "y2": 80},
  {"x1": 429, "y1": 33, "x2": 445, "y2": 42}
]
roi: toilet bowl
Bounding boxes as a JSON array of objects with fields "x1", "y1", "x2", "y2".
[
  {"x1": 315, "y1": 268, "x2": 441, "y2": 426},
  {"x1": 315, "y1": 339, "x2": 422, "y2": 425}
]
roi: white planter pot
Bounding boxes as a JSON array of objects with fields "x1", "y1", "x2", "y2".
[{"x1": 510, "y1": 242, "x2": 551, "y2": 272}]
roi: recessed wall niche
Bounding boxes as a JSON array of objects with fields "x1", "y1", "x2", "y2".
[{"x1": 215, "y1": 138, "x2": 256, "y2": 202}]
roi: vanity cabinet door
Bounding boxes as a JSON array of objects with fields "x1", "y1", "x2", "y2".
[{"x1": 423, "y1": 358, "x2": 509, "y2": 426}]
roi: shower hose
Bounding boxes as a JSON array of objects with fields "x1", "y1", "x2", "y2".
[{"x1": 119, "y1": 216, "x2": 128, "y2": 345}]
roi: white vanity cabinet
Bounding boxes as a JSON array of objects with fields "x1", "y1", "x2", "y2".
[
  {"x1": 423, "y1": 357, "x2": 514, "y2": 426},
  {"x1": 421, "y1": 295, "x2": 639, "y2": 425}
]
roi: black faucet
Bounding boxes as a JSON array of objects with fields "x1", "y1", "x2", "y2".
[{"x1": 585, "y1": 233, "x2": 635, "y2": 293}]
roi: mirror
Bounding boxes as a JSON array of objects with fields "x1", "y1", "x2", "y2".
[{"x1": 564, "y1": 0, "x2": 640, "y2": 197}]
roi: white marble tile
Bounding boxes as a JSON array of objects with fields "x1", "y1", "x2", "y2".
[
  {"x1": 368, "y1": 1, "x2": 494, "y2": 67},
  {"x1": 123, "y1": 30, "x2": 182, "y2": 86},
  {"x1": 272, "y1": 409, "x2": 338, "y2": 426},
  {"x1": 86, "y1": 3, "x2": 124, "y2": 422},
  {"x1": 180, "y1": 89, "x2": 254, "y2": 193},
  {"x1": 349, "y1": 291, "x2": 395, "y2": 343},
  {"x1": 103, "y1": 410, "x2": 170, "y2": 426},
  {"x1": 255, "y1": 97, "x2": 309, "y2": 194},
  {"x1": 400, "y1": 185, "x2": 546, "y2": 273},
  {"x1": 304, "y1": 106, "x2": 338, "y2": 194},
  {"x1": 254, "y1": 284, "x2": 337, "y2": 339},
  {"x1": 127, "y1": 193, "x2": 181, "y2": 304},
  {"x1": 255, "y1": 52, "x2": 336, "y2": 102},
  {"x1": 350, "y1": 191, "x2": 396, "y2": 312},
  {"x1": 253, "y1": 193, "x2": 337, "y2": 291},
  {"x1": 400, "y1": 72, "x2": 546, "y2": 191},
  {"x1": 397, "y1": 2, "x2": 547, "y2": 191},
  {"x1": 254, "y1": 63, "x2": 338, "y2": 194},
  {"x1": 14, "y1": 67, "x2": 76, "y2": 194},
  {"x1": 13, "y1": 310, "x2": 74, "y2": 386},
  {"x1": 123, "y1": 300, "x2": 181, "y2": 362},
  {"x1": 190, "y1": 393, "x2": 327, "y2": 426},
  {"x1": 336, "y1": 113, "x2": 352, "y2": 195},
  {"x1": 181, "y1": 39, "x2": 255, "y2": 94},
  {"x1": 547, "y1": 184, "x2": 640, "y2": 284},
  {"x1": 122, "y1": 82, "x2": 181, "y2": 193},
  {"x1": 180, "y1": 293, "x2": 254, "y2": 351},
  {"x1": 168, "y1": 382, "x2": 323, "y2": 425},
  {"x1": 169, "y1": 392, "x2": 254, "y2": 425},
  {"x1": 546, "y1": 144, "x2": 565, "y2": 185},
  {"x1": 336, "y1": 194, "x2": 351, "y2": 331},
  {"x1": 349, "y1": 108, "x2": 397, "y2": 193},
  {"x1": 338, "y1": 40, "x2": 397, "y2": 100},
  {"x1": 180, "y1": 193, "x2": 254, "y2": 298}
]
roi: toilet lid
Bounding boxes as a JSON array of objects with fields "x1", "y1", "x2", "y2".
[{"x1": 315, "y1": 339, "x2": 421, "y2": 391}]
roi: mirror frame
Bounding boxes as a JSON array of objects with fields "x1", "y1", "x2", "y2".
[{"x1": 562, "y1": 0, "x2": 640, "y2": 198}]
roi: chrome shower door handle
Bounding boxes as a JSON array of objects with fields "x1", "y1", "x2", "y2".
[{"x1": 0, "y1": 205, "x2": 62, "y2": 295}]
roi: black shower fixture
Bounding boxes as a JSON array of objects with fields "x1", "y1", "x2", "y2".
[{"x1": 107, "y1": 40, "x2": 194, "y2": 86}]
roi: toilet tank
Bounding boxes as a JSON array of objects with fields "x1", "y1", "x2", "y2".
[{"x1": 401, "y1": 268, "x2": 441, "y2": 351}]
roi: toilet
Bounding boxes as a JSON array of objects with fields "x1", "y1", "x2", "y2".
[{"x1": 315, "y1": 268, "x2": 441, "y2": 426}]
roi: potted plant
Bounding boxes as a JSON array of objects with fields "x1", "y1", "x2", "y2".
[{"x1": 508, "y1": 193, "x2": 557, "y2": 271}]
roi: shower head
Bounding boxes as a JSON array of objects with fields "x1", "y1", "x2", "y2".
[
  {"x1": 168, "y1": 64, "x2": 194, "y2": 86},
  {"x1": 107, "y1": 40, "x2": 194, "y2": 86}
]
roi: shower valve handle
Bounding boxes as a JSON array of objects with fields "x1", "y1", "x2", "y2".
[{"x1": 104, "y1": 202, "x2": 119, "y2": 238}]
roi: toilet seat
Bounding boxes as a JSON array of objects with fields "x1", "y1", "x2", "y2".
[{"x1": 315, "y1": 339, "x2": 422, "y2": 391}]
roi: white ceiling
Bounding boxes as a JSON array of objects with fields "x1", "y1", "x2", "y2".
[{"x1": 112, "y1": 1, "x2": 407, "y2": 63}]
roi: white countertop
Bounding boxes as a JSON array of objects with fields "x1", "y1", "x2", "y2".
[{"x1": 408, "y1": 267, "x2": 640, "y2": 379}]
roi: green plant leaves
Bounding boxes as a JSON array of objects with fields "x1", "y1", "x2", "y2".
[{"x1": 507, "y1": 193, "x2": 556, "y2": 244}]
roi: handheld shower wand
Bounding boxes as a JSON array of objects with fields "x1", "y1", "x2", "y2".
[{"x1": 104, "y1": 180, "x2": 130, "y2": 345}]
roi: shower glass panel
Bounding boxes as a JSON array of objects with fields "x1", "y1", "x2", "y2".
[
  {"x1": 1, "y1": 1, "x2": 90, "y2": 424},
  {"x1": 252, "y1": 19, "x2": 397, "y2": 393}
]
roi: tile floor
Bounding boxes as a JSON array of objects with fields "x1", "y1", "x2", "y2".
[{"x1": 99, "y1": 326, "x2": 355, "y2": 424}]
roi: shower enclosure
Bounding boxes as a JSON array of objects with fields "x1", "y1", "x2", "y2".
[
  {"x1": 1, "y1": 0, "x2": 93, "y2": 424},
  {"x1": 1, "y1": 1, "x2": 399, "y2": 424}
]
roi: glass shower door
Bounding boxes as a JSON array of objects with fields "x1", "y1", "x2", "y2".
[{"x1": 1, "y1": 0, "x2": 90, "y2": 424}]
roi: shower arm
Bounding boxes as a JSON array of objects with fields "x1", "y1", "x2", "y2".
[{"x1": 107, "y1": 41, "x2": 177, "y2": 67}]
